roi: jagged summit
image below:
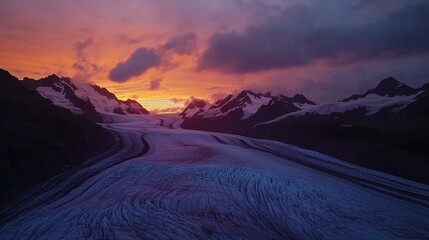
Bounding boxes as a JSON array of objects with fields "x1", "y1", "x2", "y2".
[
  {"x1": 372, "y1": 77, "x2": 416, "y2": 97},
  {"x1": 376, "y1": 76, "x2": 401, "y2": 87},
  {"x1": 179, "y1": 99, "x2": 210, "y2": 118},
  {"x1": 274, "y1": 93, "x2": 316, "y2": 105},
  {"x1": 342, "y1": 77, "x2": 418, "y2": 102}
]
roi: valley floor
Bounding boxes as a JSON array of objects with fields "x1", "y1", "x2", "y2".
[{"x1": 0, "y1": 115, "x2": 428, "y2": 239}]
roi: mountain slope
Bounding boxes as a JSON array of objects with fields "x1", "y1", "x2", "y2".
[
  {"x1": 22, "y1": 75, "x2": 149, "y2": 122},
  {"x1": 0, "y1": 69, "x2": 114, "y2": 204}
]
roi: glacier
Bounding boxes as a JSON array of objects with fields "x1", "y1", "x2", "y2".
[{"x1": 0, "y1": 114, "x2": 428, "y2": 239}]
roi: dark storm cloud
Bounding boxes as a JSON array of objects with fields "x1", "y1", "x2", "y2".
[
  {"x1": 109, "y1": 48, "x2": 161, "y2": 82},
  {"x1": 198, "y1": 3, "x2": 429, "y2": 74},
  {"x1": 162, "y1": 32, "x2": 197, "y2": 55}
]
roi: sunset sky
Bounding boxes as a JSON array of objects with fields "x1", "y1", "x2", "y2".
[{"x1": 1, "y1": 0, "x2": 428, "y2": 113}]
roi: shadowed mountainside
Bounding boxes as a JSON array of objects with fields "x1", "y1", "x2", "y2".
[{"x1": 0, "y1": 69, "x2": 114, "y2": 205}]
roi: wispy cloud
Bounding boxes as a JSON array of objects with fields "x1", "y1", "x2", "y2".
[
  {"x1": 72, "y1": 38, "x2": 99, "y2": 82},
  {"x1": 148, "y1": 78, "x2": 162, "y2": 90},
  {"x1": 161, "y1": 32, "x2": 197, "y2": 56}
]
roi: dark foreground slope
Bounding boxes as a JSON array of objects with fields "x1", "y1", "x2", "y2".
[
  {"x1": 252, "y1": 112, "x2": 429, "y2": 184},
  {"x1": 0, "y1": 69, "x2": 114, "y2": 204}
]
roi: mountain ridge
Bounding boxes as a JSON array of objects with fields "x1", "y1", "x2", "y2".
[
  {"x1": 181, "y1": 90, "x2": 317, "y2": 123},
  {"x1": 182, "y1": 77, "x2": 428, "y2": 126},
  {"x1": 22, "y1": 74, "x2": 149, "y2": 122},
  {"x1": 342, "y1": 76, "x2": 419, "y2": 102}
]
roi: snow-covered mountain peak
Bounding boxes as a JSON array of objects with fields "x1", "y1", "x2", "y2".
[
  {"x1": 179, "y1": 99, "x2": 211, "y2": 118},
  {"x1": 375, "y1": 76, "x2": 401, "y2": 88},
  {"x1": 24, "y1": 74, "x2": 75, "y2": 91},
  {"x1": 22, "y1": 74, "x2": 149, "y2": 122},
  {"x1": 371, "y1": 77, "x2": 415, "y2": 97}
]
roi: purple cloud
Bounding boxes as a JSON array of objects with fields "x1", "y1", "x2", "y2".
[
  {"x1": 197, "y1": 3, "x2": 429, "y2": 74},
  {"x1": 109, "y1": 33, "x2": 199, "y2": 83},
  {"x1": 109, "y1": 48, "x2": 161, "y2": 82}
]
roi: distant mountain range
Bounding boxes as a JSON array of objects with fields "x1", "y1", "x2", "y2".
[
  {"x1": 181, "y1": 77, "x2": 429, "y2": 183},
  {"x1": 182, "y1": 77, "x2": 428, "y2": 126}
]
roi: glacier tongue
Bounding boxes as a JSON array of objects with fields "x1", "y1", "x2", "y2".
[{"x1": 0, "y1": 114, "x2": 428, "y2": 239}]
